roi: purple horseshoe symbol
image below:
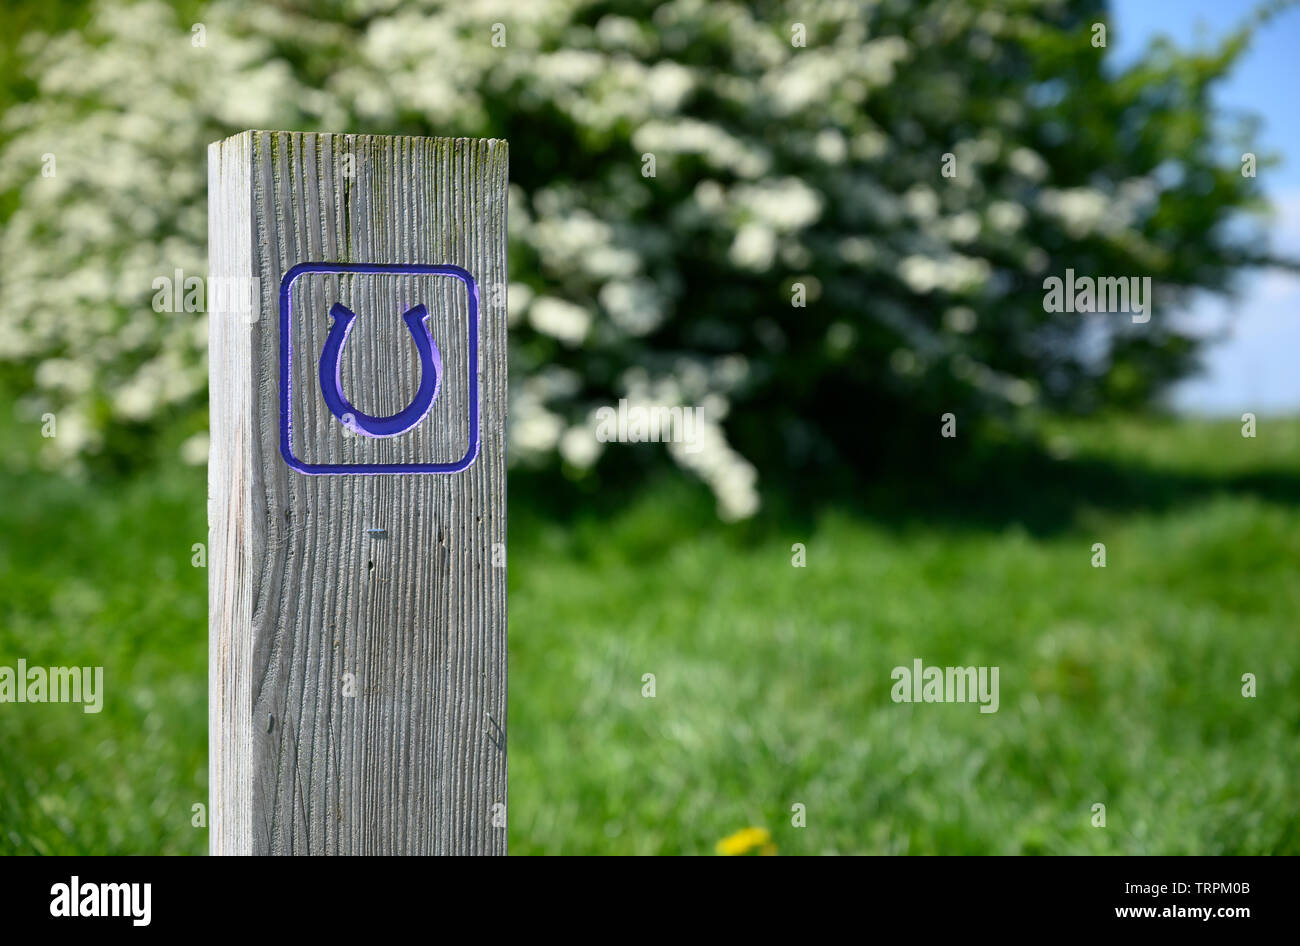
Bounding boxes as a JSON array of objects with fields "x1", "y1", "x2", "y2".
[{"x1": 319, "y1": 302, "x2": 442, "y2": 438}]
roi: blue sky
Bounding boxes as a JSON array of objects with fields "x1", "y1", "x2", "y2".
[{"x1": 1112, "y1": 0, "x2": 1300, "y2": 415}]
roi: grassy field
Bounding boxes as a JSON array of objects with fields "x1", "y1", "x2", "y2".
[{"x1": 1, "y1": 414, "x2": 1297, "y2": 854}]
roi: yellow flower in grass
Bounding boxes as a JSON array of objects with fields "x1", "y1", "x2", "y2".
[{"x1": 715, "y1": 826, "x2": 774, "y2": 856}]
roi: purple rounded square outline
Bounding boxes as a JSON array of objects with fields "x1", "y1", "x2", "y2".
[{"x1": 279, "y1": 261, "x2": 480, "y2": 475}]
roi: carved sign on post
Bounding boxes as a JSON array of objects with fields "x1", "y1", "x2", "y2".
[{"x1": 208, "y1": 131, "x2": 508, "y2": 855}]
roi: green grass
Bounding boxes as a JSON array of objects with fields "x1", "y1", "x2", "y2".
[
  {"x1": 507, "y1": 414, "x2": 1300, "y2": 855},
  {"x1": 1, "y1": 414, "x2": 1297, "y2": 854},
  {"x1": 0, "y1": 454, "x2": 208, "y2": 854}
]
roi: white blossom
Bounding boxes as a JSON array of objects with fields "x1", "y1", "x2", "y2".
[{"x1": 529, "y1": 297, "x2": 591, "y2": 346}]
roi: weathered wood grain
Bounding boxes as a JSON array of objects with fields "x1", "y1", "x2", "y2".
[{"x1": 208, "y1": 131, "x2": 507, "y2": 855}]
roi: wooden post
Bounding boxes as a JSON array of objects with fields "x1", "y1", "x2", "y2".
[{"x1": 207, "y1": 131, "x2": 508, "y2": 855}]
